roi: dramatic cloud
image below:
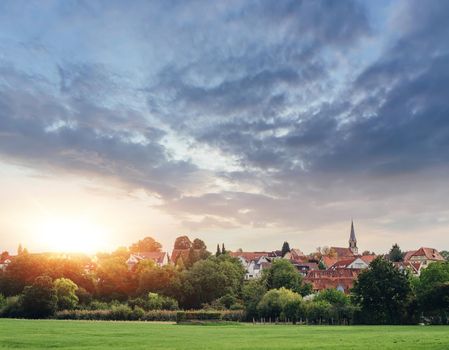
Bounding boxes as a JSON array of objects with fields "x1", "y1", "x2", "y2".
[{"x1": 1, "y1": 0, "x2": 449, "y2": 251}]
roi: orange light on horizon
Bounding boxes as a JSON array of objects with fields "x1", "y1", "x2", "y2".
[{"x1": 32, "y1": 216, "x2": 110, "y2": 254}]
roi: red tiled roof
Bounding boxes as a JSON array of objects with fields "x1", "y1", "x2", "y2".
[
  {"x1": 322, "y1": 256, "x2": 338, "y2": 268},
  {"x1": 330, "y1": 247, "x2": 355, "y2": 258},
  {"x1": 229, "y1": 251, "x2": 270, "y2": 261},
  {"x1": 410, "y1": 247, "x2": 444, "y2": 261},
  {"x1": 403, "y1": 250, "x2": 417, "y2": 262},
  {"x1": 329, "y1": 258, "x2": 356, "y2": 270},
  {"x1": 360, "y1": 255, "x2": 376, "y2": 264},
  {"x1": 305, "y1": 268, "x2": 362, "y2": 294}
]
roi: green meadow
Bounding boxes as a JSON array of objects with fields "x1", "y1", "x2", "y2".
[{"x1": 0, "y1": 320, "x2": 448, "y2": 350}]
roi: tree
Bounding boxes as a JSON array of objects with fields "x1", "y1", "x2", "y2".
[
  {"x1": 130, "y1": 237, "x2": 162, "y2": 253},
  {"x1": 221, "y1": 243, "x2": 226, "y2": 255},
  {"x1": 216, "y1": 244, "x2": 221, "y2": 257},
  {"x1": 21, "y1": 275, "x2": 57, "y2": 318},
  {"x1": 54, "y1": 278, "x2": 79, "y2": 310},
  {"x1": 440, "y1": 250, "x2": 449, "y2": 261},
  {"x1": 174, "y1": 236, "x2": 192, "y2": 250},
  {"x1": 414, "y1": 261, "x2": 449, "y2": 321},
  {"x1": 242, "y1": 279, "x2": 266, "y2": 320},
  {"x1": 17, "y1": 244, "x2": 23, "y2": 255},
  {"x1": 352, "y1": 257, "x2": 413, "y2": 324},
  {"x1": 388, "y1": 243, "x2": 404, "y2": 262},
  {"x1": 263, "y1": 259, "x2": 310, "y2": 296},
  {"x1": 281, "y1": 242, "x2": 291, "y2": 257},
  {"x1": 192, "y1": 239, "x2": 206, "y2": 250},
  {"x1": 179, "y1": 255, "x2": 244, "y2": 308},
  {"x1": 257, "y1": 287, "x2": 302, "y2": 322}
]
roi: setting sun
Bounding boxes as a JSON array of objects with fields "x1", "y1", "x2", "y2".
[{"x1": 34, "y1": 217, "x2": 108, "y2": 253}]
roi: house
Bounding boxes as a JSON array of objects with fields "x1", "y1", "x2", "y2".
[
  {"x1": 230, "y1": 251, "x2": 274, "y2": 279},
  {"x1": 406, "y1": 247, "x2": 444, "y2": 267},
  {"x1": 305, "y1": 268, "x2": 362, "y2": 294},
  {"x1": 283, "y1": 248, "x2": 306, "y2": 262},
  {"x1": 0, "y1": 253, "x2": 12, "y2": 271},
  {"x1": 293, "y1": 262, "x2": 319, "y2": 276},
  {"x1": 393, "y1": 261, "x2": 422, "y2": 275},
  {"x1": 126, "y1": 251, "x2": 169, "y2": 270},
  {"x1": 329, "y1": 257, "x2": 369, "y2": 270}
]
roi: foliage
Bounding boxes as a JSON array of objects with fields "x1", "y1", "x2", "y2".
[
  {"x1": 263, "y1": 259, "x2": 310, "y2": 296},
  {"x1": 440, "y1": 250, "x2": 449, "y2": 261},
  {"x1": 54, "y1": 278, "x2": 79, "y2": 310},
  {"x1": 242, "y1": 279, "x2": 267, "y2": 320},
  {"x1": 257, "y1": 287, "x2": 302, "y2": 322},
  {"x1": 352, "y1": 257, "x2": 413, "y2": 324},
  {"x1": 414, "y1": 261, "x2": 449, "y2": 323},
  {"x1": 388, "y1": 243, "x2": 404, "y2": 262},
  {"x1": 174, "y1": 236, "x2": 192, "y2": 250},
  {"x1": 129, "y1": 237, "x2": 162, "y2": 253},
  {"x1": 179, "y1": 255, "x2": 245, "y2": 309},
  {"x1": 0, "y1": 296, "x2": 23, "y2": 318},
  {"x1": 20, "y1": 275, "x2": 57, "y2": 318}
]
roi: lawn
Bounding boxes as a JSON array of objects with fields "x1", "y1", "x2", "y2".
[{"x1": 0, "y1": 319, "x2": 448, "y2": 350}]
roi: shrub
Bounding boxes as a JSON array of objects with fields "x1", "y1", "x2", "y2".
[
  {"x1": 0, "y1": 296, "x2": 23, "y2": 318},
  {"x1": 176, "y1": 310, "x2": 245, "y2": 323},
  {"x1": 54, "y1": 308, "x2": 178, "y2": 321}
]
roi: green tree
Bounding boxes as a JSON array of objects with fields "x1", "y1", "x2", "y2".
[
  {"x1": 281, "y1": 242, "x2": 291, "y2": 257},
  {"x1": 440, "y1": 250, "x2": 449, "y2": 261},
  {"x1": 54, "y1": 278, "x2": 79, "y2": 310},
  {"x1": 352, "y1": 257, "x2": 413, "y2": 324},
  {"x1": 388, "y1": 243, "x2": 404, "y2": 262},
  {"x1": 21, "y1": 275, "x2": 57, "y2": 318},
  {"x1": 221, "y1": 243, "x2": 226, "y2": 255},
  {"x1": 129, "y1": 237, "x2": 162, "y2": 253},
  {"x1": 216, "y1": 244, "x2": 221, "y2": 257},
  {"x1": 180, "y1": 255, "x2": 244, "y2": 308},
  {"x1": 263, "y1": 259, "x2": 310, "y2": 296},
  {"x1": 315, "y1": 288, "x2": 349, "y2": 307},
  {"x1": 242, "y1": 279, "x2": 267, "y2": 320},
  {"x1": 415, "y1": 261, "x2": 449, "y2": 322},
  {"x1": 257, "y1": 287, "x2": 302, "y2": 321}
]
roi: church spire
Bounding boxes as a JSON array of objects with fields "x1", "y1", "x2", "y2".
[{"x1": 349, "y1": 220, "x2": 358, "y2": 255}]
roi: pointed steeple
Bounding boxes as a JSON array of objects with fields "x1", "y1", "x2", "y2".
[
  {"x1": 349, "y1": 220, "x2": 358, "y2": 255},
  {"x1": 350, "y1": 220, "x2": 356, "y2": 242}
]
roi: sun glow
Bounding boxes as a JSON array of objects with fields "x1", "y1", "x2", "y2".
[{"x1": 35, "y1": 217, "x2": 109, "y2": 253}]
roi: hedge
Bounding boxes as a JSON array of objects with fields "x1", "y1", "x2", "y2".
[
  {"x1": 176, "y1": 310, "x2": 245, "y2": 323},
  {"x1": 55, "y1": 308, "x2": 177, "y2": 321}
]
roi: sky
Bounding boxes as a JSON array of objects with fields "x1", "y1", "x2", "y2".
[{"x1": 0, "y1": 0, "x2": 449, "y2": 255}]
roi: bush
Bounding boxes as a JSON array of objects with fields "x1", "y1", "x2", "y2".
[
  {"x1": 0, "y1": 296, "x2": 23, "y2": 318},
  {"x1": 54, "y1": 308, "x2": 178, "y2": 321},
  {"x1": 176, "y1": 310, "x2": 244, "y2": 323}
]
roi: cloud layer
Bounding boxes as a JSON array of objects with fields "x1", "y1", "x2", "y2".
[{"x1": 1, "y1": 0, "x2": 449, "y2": 248}]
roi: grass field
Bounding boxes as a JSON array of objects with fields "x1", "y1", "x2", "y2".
[{"x1": 0, "y1": 320, "x2": 448, "y2": 350}]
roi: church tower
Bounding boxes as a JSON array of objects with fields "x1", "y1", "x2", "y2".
[{"x1": 349, "y1": 220, "x2": 358, "y2": 255}]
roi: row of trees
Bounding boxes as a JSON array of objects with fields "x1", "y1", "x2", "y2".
[{"x1": 1, "y1": 236, "x2": 448, "y2": 324}]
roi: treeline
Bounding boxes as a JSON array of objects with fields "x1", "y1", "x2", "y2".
[{"x1": 0, "y1": 236, "x2": 448, "y2": 324}]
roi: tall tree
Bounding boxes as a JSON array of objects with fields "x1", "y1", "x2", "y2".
[
  {"x1": 221, "y1": 243, "x2": 226, "y2": 255},
  {"x1": 20, "y1": 275, "x2": 57, "y2": 318},
  {"x1": 352, "y1": 257, "x2": 413, "y2": 324},
  {"x1": 263, "y1": 259, "x2": 311, "y2": 296},
  {"x1": 281, "y1": 242, "x2": 291, "y2": 257},
  {"x1": 388, "y1": 243, "x2": 404, "y2": 262},
  {"x1": 216, "y1": 244, "x2": 221, "y2": 257},
  {"x1": 129, "y1": 237, "x2": 162, "y2": 253},
  {"x1": 174, "y1": 236, "x2": 192, "y2": 250},
  {"x1": 54, "y1": 278, "x2": 79, "y2": 310}
]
